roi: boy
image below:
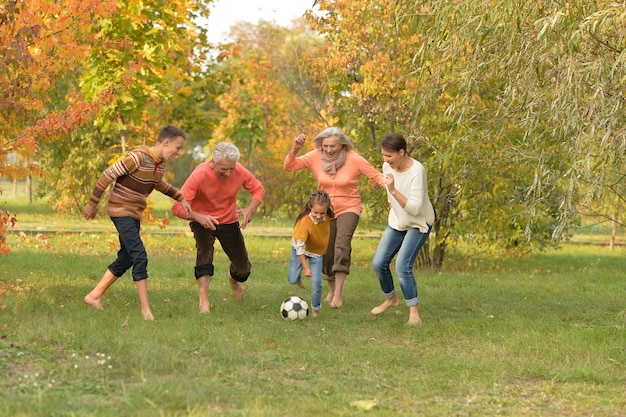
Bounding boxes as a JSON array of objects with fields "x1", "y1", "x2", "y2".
[{"x1": 82, "y1": 125, "x2": 191, "y2": 320}]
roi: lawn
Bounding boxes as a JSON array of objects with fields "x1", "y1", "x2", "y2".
[{"x1": 0, "y1": 181, "x2": 625, "y2": 416}]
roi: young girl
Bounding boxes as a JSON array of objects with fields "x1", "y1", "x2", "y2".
[{"x1": 287, "y1": 190, "x2": 334, "y2": 317}]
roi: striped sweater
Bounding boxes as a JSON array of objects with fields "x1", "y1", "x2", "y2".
[{"x1": 87, "y1": 146, "x2": 184, "y2": 220}]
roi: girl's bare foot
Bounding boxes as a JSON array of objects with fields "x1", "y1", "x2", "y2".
[
  {"x1": 371, "y1": 296, "x2": 400, "y2": 315},
  {"x1": 84, "y1": 294, "x2": 104, "y2": 310},
  {"x1": 229, "y1": 275, "x2": 244, "y2": 300},
  {"x1": 142, "y1": 310, "x2": 155, "y2": 320},
  {"x1": 199, "y1": 300, "x2": 211, "y2": 313},
  {"x1": 324, "y1": 292, "x2": 333, "y2": 302}
]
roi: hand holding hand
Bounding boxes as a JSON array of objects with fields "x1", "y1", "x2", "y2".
[{"x1": 180, "y1": 200, "x2": 192, "y2": 218}]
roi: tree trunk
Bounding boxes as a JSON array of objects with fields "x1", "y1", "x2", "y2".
[
  {"x1": 26, "y1": 175, "x2": 32, "y2": 204},
  {"x1": 610, "y1": 220, "x2": 616, "y2": 251},
  {"x1": 118, "y1": 114, "x2": 128, "y2": 154}
]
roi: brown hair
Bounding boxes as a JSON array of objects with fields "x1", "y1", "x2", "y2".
[{"x1": 295, "y1": 190, "x2": 334, "y2": 225}]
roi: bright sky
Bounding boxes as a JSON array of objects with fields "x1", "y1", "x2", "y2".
[{"x1": 205, "y1": 0, "x2": 316, "y2": 43}]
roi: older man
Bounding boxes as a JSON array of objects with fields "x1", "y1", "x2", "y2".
[{"x1": 172, "y1": 142, "x2": 265, "y2": 313}]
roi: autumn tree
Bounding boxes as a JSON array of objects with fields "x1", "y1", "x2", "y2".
[
  {"x1": 210, "y1": 20, "x2": 326, "y2": 216},
  {"x1": 304, "y1": 0, "x2": 626, "y2": 267},
  {"x1": 37, "y1": 0, "x2": 212, "y2": 212},
  {"x1": 0, "y1": 0, "x2": 117, "y2": 254}
]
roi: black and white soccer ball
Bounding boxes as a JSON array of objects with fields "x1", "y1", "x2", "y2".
[{"x1": 280, "y1": 296, "x2": 309, "y2": 320}]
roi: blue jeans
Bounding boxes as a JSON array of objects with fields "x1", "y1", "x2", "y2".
[
  {"x1": 109, "y1": 216, "x2": 148, "y2": 281},
  {"x1": 287, "y1": 247, "x2": 323, "y2": 311},
  {"x1": 372, "y1": 225, "x2": 430, "y2": 306}
]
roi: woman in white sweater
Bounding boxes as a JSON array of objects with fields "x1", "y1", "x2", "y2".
[{"x1": 371, "y1": 133, "x2": 435, "y2": 325}]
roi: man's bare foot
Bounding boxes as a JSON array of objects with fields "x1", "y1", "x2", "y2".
[
  {"x1": 142, "y1": 311, "x2": 154, "y2": 320},
  {"x1": 371, "y1": 297, "x2": 400, "y2": 315},
  {"x1": 312, "y1": 310, "x2": 319, "y2": 317},
  {"x1": 229, "y1": 276, "x2": 244, "y2": 300},
  {"x1": 330, "y1": 297, "x2": 342, "y2": 309},
  {"x1": 84, "y1": 294, "x2": 104, "y2": 310},
  {"x1": 297, "y1": 280, "x2": 305, "y2": 289},
  {"x1": 199, "y1": 300, "x2": 211, "y2": 313}
]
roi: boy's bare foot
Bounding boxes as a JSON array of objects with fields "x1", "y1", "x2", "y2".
[
  {"x1": 199, "y1": 300, "x2": 211, "y2": 313},
  {"x1": 84, "y1": 294, "x2": 104, "y2": 310},
  {"x1": 142, "y1": 311, "x2": 155, "y2": 320},
  {"x1": 371, "y1": 297, "x2": 400, "y2": 315},
  {"x1": 297, "y1": 280, "x2": 305, "y2": 289},
  {"x1": 330, "y1": 297, "x2": 342, "y2": 309},
  {"x1": 229, "y1": 275, "x2": 244, "y2": 300},
  {"x1": 312, "y1": 310, "x2": 319, "y2": 317},
  {"x1": 407, "y1": 315, "x2": 422, "y2": 325}
]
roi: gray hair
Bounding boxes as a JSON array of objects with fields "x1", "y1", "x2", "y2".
[
  {"x1": 212, "y1": 142, "x2": 240, "y2": 163},
  {"x1": 313, "y1": 127, "x2": 354, "y2": 151}
]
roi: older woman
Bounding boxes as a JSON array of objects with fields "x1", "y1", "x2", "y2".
[{"x1": 284, "y1": 127, "x2": 385, "y2": 308}]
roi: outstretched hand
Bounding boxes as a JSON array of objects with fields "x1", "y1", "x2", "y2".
[
  {"x1": 82, "y1": 204, "x2": 96, "y2": 219},
  {"x1": 237, "y1": 207, "x2": 255, "y2": 229}
]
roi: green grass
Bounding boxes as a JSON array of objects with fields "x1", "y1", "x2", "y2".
[
  {"x1": 1, "y1": 227, "x2": 625, "y2": 416},
  {"x1": 1, "y1": 180, "x2": 625, "y2": 416}
]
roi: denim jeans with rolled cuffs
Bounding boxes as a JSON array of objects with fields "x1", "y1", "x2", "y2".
[
  {"x1": 372, "y1": 225, "x2": 431, "y2": 306},
  {"x1": 109, "y1": 216, "x2": 148, "y2": 281},
  {"x1": 288, "y1": 247, "x2": 323, "y2": 311}
]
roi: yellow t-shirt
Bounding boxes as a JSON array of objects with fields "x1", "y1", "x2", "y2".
[{"x1": 292, "y1": 214, "x2": 331, "y2": 256}]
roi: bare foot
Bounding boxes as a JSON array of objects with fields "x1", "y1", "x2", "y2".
[
  {"x1": 199, "y1": 300, "x2": 211, "y2": 313},
  {"x1": 142, "y1": 311, "x2": 154, "y2": 321},
  {"x1": 407, "y1": 305, "x2": 421, "y2": 325},
  {"x1": 312, "y1": 310, "x2": 319, "y2": 317},
  {"x1": 229, "y1": 276, "x2": 244, "y2": 300},
  {"x1": 297, "y1": 280, "x2": 305, "y2": 289},
  {"x1": 84, "y1": 294, "x2": 104, "y2": 310},
  {"x1": 324, "y1": 292, "x2": 333, "y2": 302},
  {"x1": 371, "y1": 297, "x2": 400, "y2": 315},
  {"x1": 330, "y1": 297, "x2": 342, "y2": 309}
]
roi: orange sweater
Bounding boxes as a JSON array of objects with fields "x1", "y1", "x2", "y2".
[
  {"x1": 172, "y1": 161, "x2": 265, "y2": 224},
  {"x1": 284, "y1": 149, "x2": 385, "y2": 216}
]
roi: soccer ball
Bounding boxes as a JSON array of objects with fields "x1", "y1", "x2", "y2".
[{"x1": 280, "y1": 296, "x2": 309, "y2": 320}]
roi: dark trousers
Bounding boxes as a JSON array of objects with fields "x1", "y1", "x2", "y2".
[
  {"x1": 109, "y1": 216, "x2": 148, "y2": 281},
  {"x1": 190, "y1": 221, "x2": 251, "y2": 282}
]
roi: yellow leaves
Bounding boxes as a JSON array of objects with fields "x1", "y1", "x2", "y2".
[{"x1": 349, "y1": 399, "x2": 378, "y2": 411}]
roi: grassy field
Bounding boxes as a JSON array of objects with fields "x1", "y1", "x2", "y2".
[{"x1": 1, "y1": 181, "x2": 625, "y2": 416}]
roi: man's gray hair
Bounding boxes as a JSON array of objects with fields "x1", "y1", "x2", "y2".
[
  {"x1": 212, "y1": 142, "x2": 240, "y2": 163},
  {"x1": 313, "y1": 127, "x2": 354, "y2": 151}
]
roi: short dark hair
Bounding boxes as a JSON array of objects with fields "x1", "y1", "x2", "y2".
[
  {"x1": 157, "y1": 125, "x2": 188, "y2": 142},
  {"x1": 380, "y1": 133, "x2": 407, "y2": 152}
]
